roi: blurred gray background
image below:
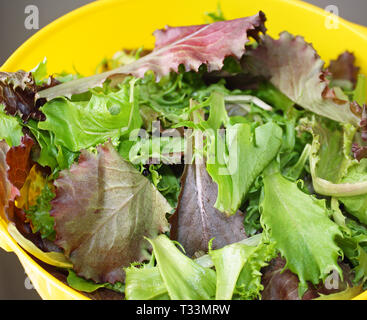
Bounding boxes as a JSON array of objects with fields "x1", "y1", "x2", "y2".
[{"x1": 0, "y1": 0, "x2": 366, "y2": 300}]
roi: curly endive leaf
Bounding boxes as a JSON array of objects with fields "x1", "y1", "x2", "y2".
[
  {"x1": 38, "y1": 12, "x2": 266, "y2": 100},
  {"x1": 261, "y1": 170, "x2": 343, "y2": 297},
  {"x1": 245, "y1": 32, "x2": 359, "y2": 126},
  {"x1": 52, "y1": 142, "x2": 171, "y2": 283}
]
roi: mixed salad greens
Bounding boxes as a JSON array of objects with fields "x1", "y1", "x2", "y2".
[{"x1": 1, "y1": 8, "x2": 367, "y2": 300}]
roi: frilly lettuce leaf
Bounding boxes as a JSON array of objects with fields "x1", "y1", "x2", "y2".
[
  {"x1": 37, "y1": 12, "x2": 266, "y2": 100},
  {"x1": 338, "y1": 160, "x2": 367, "y2": 225},
  {"x1": 25, "y1": 183, "x2": 55, "y2": 240},
  {"x1": 51, "y1": 142, "x2": 171, "y2": 283},
  {"x1": 261, "y1": 167, "x2": 343, "y2": 297},
  {"x1": 245, "y1": 32, "x2": 360, "y2": 126},
  {"x1": 147, "y1": 235, "x2": 216, "y2": 300},
  {"x1": 209, "y1": 241, "x2": 256, "y2": 300},
  {"x1": 125, "y1": 234, "x2": 270, "y2": 300},
  {"x1": 334, "y1": 216, "x2": 367, "y2": 285},
  {"x1": 125, "y1": 263, "x2": 170, "y2": 300},
  {"x1": 235, "y1": 240, "x2": 277, "y2": 300}
]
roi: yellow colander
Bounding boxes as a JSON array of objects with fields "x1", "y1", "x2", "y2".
[{"x1": 1, "y1": 0, "x2": 367, "y2": 300}]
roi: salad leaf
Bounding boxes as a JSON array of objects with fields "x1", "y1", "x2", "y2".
[
  {"x1": 25, "y1": 183, "x2": 55, "y2": 240},
  {"x1": 171, "y1": 161, "x2": 246, "y2": 257},
  {"x1": 315, "y1": 285, "x2": 363, "y2": 300},
  {"x1": 261, "y1": 168, "x2": 343, "y2": 297},
  {"x1": 207, "y1": 122, "x2": 283, "y2": 214},
  {"x1": 235, "y1": 239, "x2": 277, "y2": 300},
  {"x1": 26, "y1": 120, "x2": 78, "y2": 171},
  {"x1": 262, "y1": 257, "x2": 354, "y2": 300},
  {"x1": 15, "y1": 165, "x2": 47, "y2": 211},
  {"x1": 37, "y1": 12, "x2": 266, "y2": 100},
  {"x1": 147, "y1": 235, "x2": 217, "y2": 300},
  {"x1": 125, "y1": 263, "x2": 169, "y2": 300},
  {"x1": 154, "y1": 166, "x2": 181, "y2": 208},
  {"x1": 328, "y1": 51, "x2": 360, "y2": 90},
  {"x1": 66, "y1": 270, "x2": 107, "y2": 293},
  {"x1": 0, "y1": 141, "x2": 18, "y2": 221},
  {"x1": 209, "y1": 242, "x2": 256, "y2": 300},
  {"x1": 51, "y1": 142, "x2": 171, "y2": 283},
  {"x1": 245, "y1": 32, "x2": 359, "y2": 126},
  {"x1": 302, "y1": 118, "x2": 367, "y2": 197},
  {"x1": 66, "y1": 270, "x2": 125, "y2": 295},
  {"x1": 353, "y1": 74, "x2": 366, "y2": 106},
  {"x1": 31, "y1": 58, "x2": 48, "y2": 85},
  {"x1": 5, "y1": 135, "x2": 34, "y2": 190},
  {"x1": 338, "y1": 160, "x2": 367, "y2": 225},
  {"x1": 38, "y1": 81, "x2": 142, "y2": 152},
  {"x1": 0, "y1": 104, "x2": 23, "y2": 147},
  {"x1": 7, "y1": 222, "x2": 72, "y2": 268},
  {"x1": 0, "y1": 71, "x2": 44, "y2": 121},
  {"x1": 336, "y1": 218, "x2": 367, "y2": 284}
]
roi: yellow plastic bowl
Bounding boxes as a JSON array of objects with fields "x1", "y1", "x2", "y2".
[{"x1": 1, "y1": 0, "x2": 367, "y2": 300}]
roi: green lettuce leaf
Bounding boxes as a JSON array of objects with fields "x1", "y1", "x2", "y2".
[
  {"x1": 209, "y1": 241, "x2": 256, "y2": 300},
  {"x1": 261, "y1": 167, "x2": 343, "y2": 297},
  {"x1": 38, "y1": 80, "x2": 142, "y2": 152},
  {"x1": 26, "y1": 120, "x2": 78, "y2": 171},
  {"x1": 339, "y1": 160, "x2": 367, "y2": 225},
  {"x1": 301, "y1": 118, "x2": 367, "y2": 197},
  {"x1": 0, "y1": 104, "x2": 23, "y2": 147},
  {"x1": 67, "y1": 270, "x2": 125, "y2": 294},
  {"x1": 25, "y1": 183, "x2": 55, "y2": 240},
  {"x1": 234, "y1": 239, "x2": 277, "y2": 300},
  {"x1": 67, "y1": 270, "x2": 107, "y2": 293},
  {"x1": 31, "y1": 58, "x2": 48, "y2": 85},
  {"x1": 207, "y1": 121, "x2": 282, "y2": 214},
  {"x1": 147, "y1": 235, "x2": 216, "y2": 300},
  {"x1": 125, "y1": 262, "x2": 170, "y2": 300}
]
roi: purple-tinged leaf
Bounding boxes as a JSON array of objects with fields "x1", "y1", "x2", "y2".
[
  {"x1": 170, "y1": 162, "x2": 246, "y2": 257},
  {"x1": 38, "y1": 12, "x2": 266, "y2": 100},
  {"x1": 244, "y1": 32, "x2": 359, "y2": 126},
  {"x1": 328, "y1": 51, "x2": 360, "y2": 88},
  {"x1": 51, "y1": 142, "x2": 171, "y2": 283}
]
